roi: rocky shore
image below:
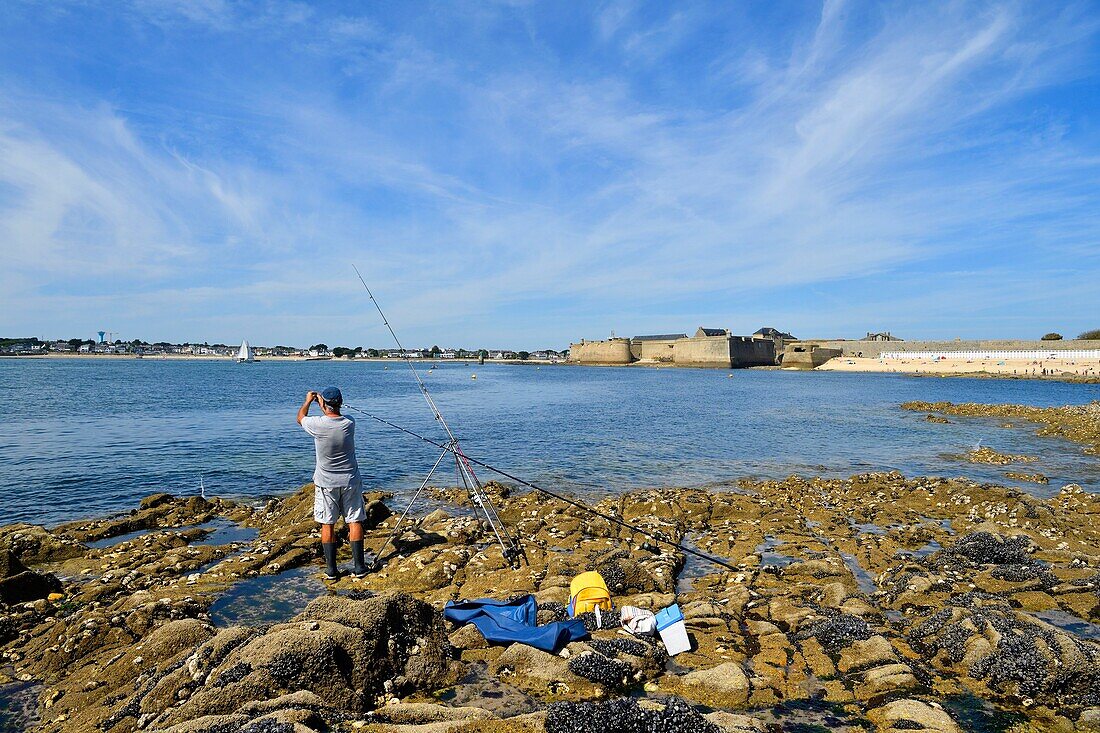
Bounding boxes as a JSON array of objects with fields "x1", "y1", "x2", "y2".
[
  {"x1": 2, "y1": 403, "x2": 1098, "y2": 733},
  {"x1": 2, "y1": 475, "x2": 1097, "y2": 733},
  {"x1": 903, "y1": 401, "x2": 1100, "y2": 456}
]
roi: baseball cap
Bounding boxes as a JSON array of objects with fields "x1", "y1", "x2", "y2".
[{"x1": 321, "y1": 386, "x2": 342, "y2": 403}]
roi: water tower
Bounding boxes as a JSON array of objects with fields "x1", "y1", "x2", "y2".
[{"x1": 98, "y1": 331, "x2": 106, "y2": 343}]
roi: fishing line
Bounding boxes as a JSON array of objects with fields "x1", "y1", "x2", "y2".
[
  {"x1": 342, "y1": 403, "x2": 738, "y2": 573},
  {"x1": 351, "y1": 265, "x2": 522, "y2": 564}
]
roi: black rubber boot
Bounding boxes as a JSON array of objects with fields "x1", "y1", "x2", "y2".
[
  {"x1": 322, "y1": 542, "x2": 339, "y2": 580},
  {"x1": 350, "y1": 540, "x2": 368, "y2": 578}
]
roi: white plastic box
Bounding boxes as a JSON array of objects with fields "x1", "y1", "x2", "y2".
[{"x1": 655, "y1": 603, "x2": 690, "y2": 656}]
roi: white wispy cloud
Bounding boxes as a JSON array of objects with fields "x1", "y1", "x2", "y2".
[{"x1": 0, "y1": 1, "x2": 1097, "y2": 345}]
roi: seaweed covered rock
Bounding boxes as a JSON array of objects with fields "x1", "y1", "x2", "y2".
[
  {"x1": 97, "y1": 592, "x2": 451, "y2": 731},
  {"x1": 591, "y1": 549, "x2": 661, "y2": 594},
  {"x1": 902, "y1": 400, "x2": 1100, "y2": 454},
  {"x1": 0, "y1": 523, "x2": 85, "y2": 564},
  {"x1": 545, "y1": 696, "x2": 721, "y2": 733},
  {"x1": 568, "y1": 651, "x2": 635, "y2": 688},
  {"x1": 367, "y1": 700, "x2": 497, "y2": 726},
  {"x1": 58, "y1": 494, "x2": 219, "y2": 544},
  {"x1": 908, "y1": 600, "x2": 1100, "y2": 713},
  {"x1": 867, "y1": 698, "x2": 962, "y2": 733},
  {"x1": 0, "y1": 550, "x2": 62, "y2": 604},
  {"x1": 151, "y1": 691, "x2": 332, "y2": 733},
  {"x1": 300, "y1": 593, "x2": 451, "y2": 691},
  {"x1": 795, "y1": 613, "x2": 873, "y2": 654},
  {"x1": 491, "y1": 642, "x2": 577, "y2": 693},
  {"x1": 930, "y1": 532, "x2": 1034, "y2": 567}
]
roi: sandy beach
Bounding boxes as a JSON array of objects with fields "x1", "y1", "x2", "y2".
[{"x1": 817, "y1": 355, "x2": 1100, "y2": 381}]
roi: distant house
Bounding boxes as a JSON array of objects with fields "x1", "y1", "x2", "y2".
[
  {"x1": 441, "y1": 350, "x2": 457, "y2": 359},
  {"x1": 3, "y1": 341, "x2": 40, "y2": 354},
  {"x1": 866, "y1": 332, "x2": 902, "y2": 341},
  {"x1": 51, "y1": 341, "x2": 74, "y2": 352},
  {"x1": 78, "y1": 343, "x2": 92, "y2": 353},
  {"x1": 634, "y1": 334, "x2": 688, "y2": 342},
  {"x1": 695, "y1": 327, "x2": 729, "y2": 337},
  {"x1": 754, "y1": 327, "x2": 796, "y2": 341}
]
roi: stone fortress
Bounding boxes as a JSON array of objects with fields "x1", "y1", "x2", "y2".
[
  {"x1": 569, "y1": 327, "x2": 777, "y2": 368},
  {"x1": 570, "y1": 328, "x2": 1100, "y2": 369}
]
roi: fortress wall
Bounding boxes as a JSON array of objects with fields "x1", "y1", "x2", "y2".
[
  {"x1": 730, "y1": 337, "x2": 777, "y2": 367},
  {"x1": 634, "y1": 339, "x2": 679, "y2": 362},
  {"x1": 575, "y1": 335, "x2": 777, "y2": 368},
  {"x1": 669, "y1": 336, "x2": 775, "y2": 368},
  {"x1": 782, "y1": 345, "x2": 842, "y2": 368},
  {"x1": 568, "y1": 339, "x2": 635, "y2": 364},
  {"x1": 806, "y1": 339, "x2": 1100, "y2": 358},
  {"x1": 672, "y1": 337, "x2": 732, "y2": 367}
]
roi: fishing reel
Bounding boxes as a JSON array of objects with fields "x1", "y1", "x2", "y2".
[{"x1": 502, "y1": 542, "x2": 525, "y2": 569}]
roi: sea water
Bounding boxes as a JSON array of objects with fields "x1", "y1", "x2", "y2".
[{"x1": 0, "y1": 359, "x2": 1096, "y2": 526}]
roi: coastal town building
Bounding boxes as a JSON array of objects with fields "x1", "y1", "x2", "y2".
[
  {"x1": 3, "y1": 336, "x2": 567, "y2": 361},
  {"x1": 0, "y1": 341, "x2": 45, "y2": 354},
  {"x1": 754, "y1": 327, "x2": 796, "y2": 342}
]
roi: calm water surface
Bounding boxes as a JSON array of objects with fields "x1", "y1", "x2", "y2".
[{"x1": 0, "y1": 359, "x2": 1096, "y2": 525}]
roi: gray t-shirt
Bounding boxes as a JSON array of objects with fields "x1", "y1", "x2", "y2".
[{"x1": 301, "y1": 415, "x2": 362, "y2": 489}]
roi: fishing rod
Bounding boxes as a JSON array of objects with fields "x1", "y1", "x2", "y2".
[
  {"x1": 351, "y1": 265, "x2": 523, "y2": 567},
  {"x1": 342, "y1": 403, "x2": 739, "y2": 573}
]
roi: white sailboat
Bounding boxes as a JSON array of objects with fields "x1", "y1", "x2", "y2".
[{"x1": 236, "y1": 340, "x2": 255, "y2": 363}]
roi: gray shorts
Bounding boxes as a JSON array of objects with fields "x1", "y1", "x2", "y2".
[{"x1": 314, "y1": 485, "x2": 367, "y2": 525}]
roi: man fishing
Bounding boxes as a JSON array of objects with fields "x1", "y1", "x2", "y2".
[{"x1": 297, "y1": 386, "x2": 368, "y2": 579}]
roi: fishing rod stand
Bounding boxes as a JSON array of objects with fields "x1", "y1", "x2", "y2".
[
  {"x1": 348, "y1": 266, "x2": 524, "y2": 571},
  {"x1": 369, "y1": 439, "x2": 524, "y2": 571}
]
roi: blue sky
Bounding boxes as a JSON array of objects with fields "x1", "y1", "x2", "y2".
[{"x1": 1, "y1": 1, "x2": 1098, "y2": 349}]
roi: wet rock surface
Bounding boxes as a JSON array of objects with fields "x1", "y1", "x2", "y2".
[
  {"x1": 2, "y1": 454, "x2": 1098, "y2": 732},
  {"x1": 545, "y1": 696, "x2": 720, "y2": 733},
  {"x1": 0, "y1": 551, "x2": 61, "y2": 606},
  {"x1": 952, "y1": 446, "x2": 1037, "y2": 466},
  {"x1": 904, "y1": 399, "x2": 1100, "y2": 455}
]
